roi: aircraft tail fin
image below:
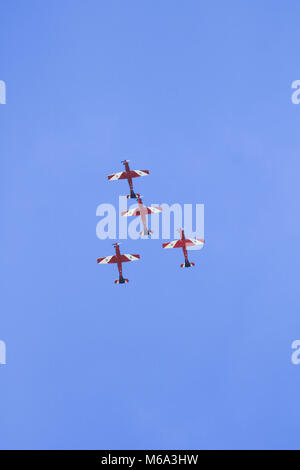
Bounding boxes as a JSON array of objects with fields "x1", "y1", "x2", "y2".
[
  {"x1": 114, "y1": 277, "x2": 129, "y2": 284},
  {"x1": 140, "y1": 229, "x2": 152, "y2": 236},
  {"x1": 180, "y1": 261, "x2": 195, "y2": 268},
  {"x1": 126, "y1": 190, "x2": 137, "y2": 199},
  {"x1": 115, "y1": 277, "x2": 129, "y2": 284}
]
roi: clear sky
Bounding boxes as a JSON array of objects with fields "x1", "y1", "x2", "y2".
[{"x1": 1, "y1": 0, "x2": 300, "y2": 450}]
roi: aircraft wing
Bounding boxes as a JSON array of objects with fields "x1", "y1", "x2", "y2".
[
  {"x1": 121, "y1": 208, "x2": 141, "y2": 217},
  {"x1": 97, "y1": 255, "x2": 118, "y2": 264},
  {"x1": 107, "y1": 171, "x2": 128, "y2": 181},
  {"x1": 162, "y1": 240, "x2": 185, "y2": 249},
  {"x1": 130, "y1": 170, "x2": 149, "y2": 178},
  {"x1": 145, "y1": 206, "x2": 162, "y2": 214},
  {"x1": 185, "y1": 238, "x2": 205, "y2": 246},
  {"x1": 185, "y1": 238, "x2": 205, "y2": 250},
  {"x1": 108, "y1": 170, "x2": 149, "y2": 180},
  {"x1": 120, "y1": 254, "x2": 140, "y2": 262}
]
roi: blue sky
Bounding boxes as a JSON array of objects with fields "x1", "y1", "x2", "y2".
[{"x1": 1, "y1": 0, "x2": 300, "y2": 449}]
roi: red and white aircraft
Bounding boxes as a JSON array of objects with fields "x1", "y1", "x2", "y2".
[
  {"x1": 162, "y1": 228, "x2": 205, "y2": 267},
  {"x1": 97, "y1": 242, "x2": 140, "y2": 284},
  {"x1": 121, "y1": 195, "x2": 162, "y2": 236},
  {"x1": 107, "y1": 160, "x2": 149, "y2": 199}
]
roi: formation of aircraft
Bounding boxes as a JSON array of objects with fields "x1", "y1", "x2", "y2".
[{"x1": 98, "y1": 161, "x2": 205, "y2": 283}]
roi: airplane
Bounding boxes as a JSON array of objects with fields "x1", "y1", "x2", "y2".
[
  {"x1": 162, "y1": 228, "x2": 205, "y2": 267},
  {"x1": 107, "y1": 160, "x2": 149, "y2": 199},
  {"x1": 97, "y1": 242, "x2": 140, "y2": 284},
  {"x1": 121, "y1": 195, "x2": 162, "y2": 236}
]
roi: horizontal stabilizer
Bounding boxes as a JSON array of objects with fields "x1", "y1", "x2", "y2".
[
  {"x1": 115, "y1": 278, "x2": 129, "y2": 284},
  {"x1": 126, "y1": 192, "x2": 139, "y2": 199},
  {"x1": 180, "y1": 262, "x2": 195, "y2": 268},
  {"x1": 139, "y1": 229, "x2": 152, "y2": 236}
]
